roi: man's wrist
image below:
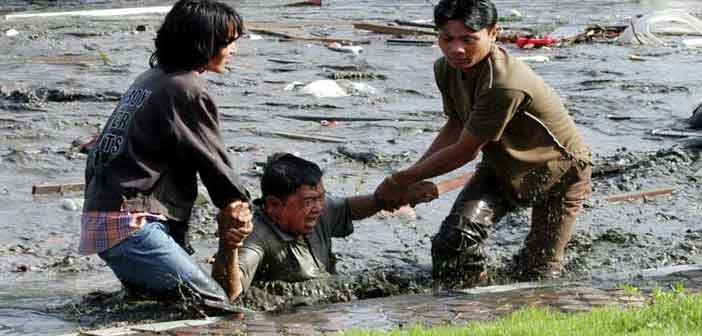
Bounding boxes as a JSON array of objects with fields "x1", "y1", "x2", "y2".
[{"x1": 391, "y1": 170, "x2": 414, "y2": 186}]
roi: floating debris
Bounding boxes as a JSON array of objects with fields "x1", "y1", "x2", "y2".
[
  {"x1": 300, "y1": 79, "x2": 348, "y2": 98},
  {"x1": 618, "y1": 10, "x2": 702, "y2": 45},
  {"x1": 326, "y1": 42, "x2": 363, "y2": 55},
  {"x1": 325, "y1": 71, "x2": 387, "y2": 80}
]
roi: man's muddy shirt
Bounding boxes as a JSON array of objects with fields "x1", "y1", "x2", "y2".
[
  {"x1": 434, "y1": 47, "x2": 591, "y2": 201},
  {"x1": 237, "y1": 196, "x2": 352, "y2": 292}
]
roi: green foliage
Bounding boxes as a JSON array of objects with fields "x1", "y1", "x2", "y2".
[
  {"x1": 620, "y1": 283, "x2": 641, "y2": 296},
  {"x1": 343, "y1": 290, "x2": 702, "y2": 336}
]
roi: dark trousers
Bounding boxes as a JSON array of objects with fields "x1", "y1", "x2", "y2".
[{"x1": 431, "y1": 162, "x2": 592, "y2": 280}]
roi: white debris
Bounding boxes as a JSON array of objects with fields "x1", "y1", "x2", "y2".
[
  {"x1": 326, "y1": 42, "x2": 363, "y2": 55},
  {"x1": 61, "y1": 198, "x2": 83, "y2": 211},
  {"x1": 247, "y1": 33, "x2": 263, "y2": 41},
  {"x1": 5, "y1": 29, "x2": 19, "y2": 37},
  {"x1": 618, "y1": 9, "x2": 702, "y2": 45},
  {"x1": 682, "y1": 38, "x2": 702, "y2": 47},
  {"x1": 337, "y1": 80, "x2": 379, "y2": 96},
  {"x1": 284, "y1": 81, "x2": 305, "y2": 91},
  {"x1": 300, "y1": 79, "x2": 348, "y2": 98},
  {"x1": 516, "y1": 55, "x2": 550, "y2": 63}
]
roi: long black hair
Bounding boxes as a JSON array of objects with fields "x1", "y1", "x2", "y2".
[{"x1": 149, "y1": 0, "x2": 244, "y2": 73}]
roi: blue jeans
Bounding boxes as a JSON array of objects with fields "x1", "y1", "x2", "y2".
[{"x1": 98, "y1": 220, "x2": 228, "y2": 304}]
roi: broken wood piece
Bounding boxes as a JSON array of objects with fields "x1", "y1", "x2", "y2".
[
  {"x1": 284, "y1": 0, "x2": 321, "y2": 6},
  {"x1": 650, "y1": 128, "x2": 702, "y2": 138},
  {"x1": 277, "y1": 115, "x2": 431, "y2": 122},
  {"x1": 603, "y1": 187, "x2": 675, "y2": 203},
  {"x1": 267, "y1": 58, "x2": 304, "y2": 64},
  {"x1": 353, "y1": 23, "x2": 437, "y2": 36},
  {"x1": 32, "y1": 183, "x2": 84, "y2": 195},
  {"x1": 266, "y1": 131, "x2": 347, "y2": 143},
  {"x1": 247, "y1": 27, "x2": 370, "y2": 45},
  {"x1": 5, "y1": 6, "x2": 172, "y2": 20},
  {"x1": 435, "y1": 171, "x2": 475, "y2": 195},
  {"x1": 393, "y1": 20, "x2": 436, "y2": 29},
  {"x1": 386, "y1": 39, "x2": 435, "y2": 46}
]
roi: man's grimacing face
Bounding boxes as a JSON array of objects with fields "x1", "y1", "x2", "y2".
[{"x1": 267, "y1": 183, "x2": 326, "y2": 238}]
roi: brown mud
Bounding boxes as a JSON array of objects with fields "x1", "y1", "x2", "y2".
[{"x1": 1, "y1": 0, "x2": 702, "y2": 334}]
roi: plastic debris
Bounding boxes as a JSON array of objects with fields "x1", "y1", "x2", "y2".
[
  {"x1": 682, "y1": 38, "x2": 702, "y2": 47},
  {"x1": 284, "y1": 81, "x2": 305, "y2": 91},
  {"x1": 516, "y1": 35, "x2": 557, "y2": 48},
  {"x1": 300, "y1": 80, "x2": 348, "y2": 98},
  {"x1": 320, "y1": 120, "x2": 338, "y2": 127},
  {"x1": 247, "y1": 33, "x2": 263, "y2": 41},
  {"x1": 618, "y1": 10, "x2": 702, "y2": 45},
  {"x1": 5, "y1": 29, "x2": 19, "y2": 37},
  {"x1": 327, "y1": 42, "x2": 363, "y2": 55},
  {"x1": 516, "y1": 55, "x2": 550, "y2": 63},
  {"x1": 337, "y1": 80, "x2": 379, "y2": 96}
]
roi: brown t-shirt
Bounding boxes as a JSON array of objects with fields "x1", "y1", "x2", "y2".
[{"x1": 434, "y1": 47, "x2": 591, "y2": 200}]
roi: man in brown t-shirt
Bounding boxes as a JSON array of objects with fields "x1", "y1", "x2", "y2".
[{"x1": 375, "y1": 0, "x2": 592, "y2": 286}]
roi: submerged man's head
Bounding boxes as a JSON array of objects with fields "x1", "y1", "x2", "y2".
[{"x1": 261, "y1": 153, "x2": 325, "y2": 238}]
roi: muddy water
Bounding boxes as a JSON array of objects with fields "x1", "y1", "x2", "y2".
[{"x1": 1, "y1": 0, "x2": 702, "y2": 334}]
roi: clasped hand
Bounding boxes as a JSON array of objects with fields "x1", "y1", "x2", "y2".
[
  {"x1": 218, "y1": 200, "x2": 253, "y2": 249},
  {"x1": 374, "y1": 175, "x2": 439, "y2": 210}
]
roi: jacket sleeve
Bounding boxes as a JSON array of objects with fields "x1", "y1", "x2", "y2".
[{"x1": 168, "y1": 89, "x2": 250, "y2": 208}]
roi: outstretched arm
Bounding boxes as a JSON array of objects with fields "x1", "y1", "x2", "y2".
[
  {"x1": 394, "y1": 128, "x2": 486, "y2": 185},
  {"x1": 375, "y1": 129, "x2": 487, "y2": 208},
  {"x1": 417, "y1": 116, "x2": 463, "y2": 164}
]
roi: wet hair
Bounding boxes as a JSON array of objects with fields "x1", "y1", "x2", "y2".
[
  {"x1": 149, "y1": 0, "x2": 244, "y2": 73},
  {"x1": 261, "y1": 153, "x2": 323, "y2": 201},
  {"x1": 434, "y1": 0, "x2": 498, "y2": 32}
]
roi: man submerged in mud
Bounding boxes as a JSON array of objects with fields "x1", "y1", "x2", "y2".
[
  {"x1": 224, "y1": 153, "x2": 436, "y2": 301},
  {"x1": 375, "y1": 0, "x2": 593, "y2": 286},
  {"x1": 79, "y1": 0, "x2": 253, "y2": 308}
]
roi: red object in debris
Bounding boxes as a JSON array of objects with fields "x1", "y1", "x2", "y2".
[
  {"x1": 320, "y1": 120, "x2": 338, "y2": 128},
  {"x1": 516, "y1": 35, "x2": 557, "y2": 48}
]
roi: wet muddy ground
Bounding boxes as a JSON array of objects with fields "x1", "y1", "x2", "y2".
[{"x1": 1, "y1": 0, "x2": 702, "y2": 334}]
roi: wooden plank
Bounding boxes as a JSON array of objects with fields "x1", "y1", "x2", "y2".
[
  {"x1": 277, "y1": 115, "x2": 431, "y2": 122},
  {"x1": 130, "y1": 318, "x2": 217, "y2": 332},
  {"x1": 247, "y1": 27, "x2": 370, "y2": 44},
  {"x1": 603, "y1": 187, "x2": 675, "y2": 203},
  {"x1": 266, "y1": 131, "x2": 347, "y2": 143},
  {"x1": 5, "y1": 6, "x2": 171, "y2": 20},
  {"x1": 32, "y1": 183, "x2": 84, "y2": 195},
  {"x1": 393, "y1": 20, "x2": 435, "y2": 29},
  {"x1": 386, "y1": 39, "x2": 435, "y2": 46},
  {"x1": 436, "y1": 172, "x2": 474, "y2": 195},
  {"x1": 79, "y1": 327, "x2": 137, "y2": 336},
  {"x1": 353, "y1": 23, "x2": 437, "y2": 36}
]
